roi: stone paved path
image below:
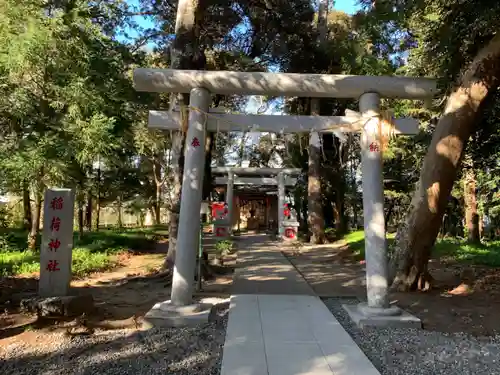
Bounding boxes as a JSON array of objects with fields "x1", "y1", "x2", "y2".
[{"x1": 220, "y1": 234, "x2": 381, "y2": 375}]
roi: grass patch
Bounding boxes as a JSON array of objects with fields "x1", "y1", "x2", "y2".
[
  {"x1": 341, "y1": 230, "x2": 500, "y2": 267},
  {"x1": 433, "y1": 238, "x2": 500, "y2": 266},
  {"x1": 0, "y1": 226, "x2": 168, "y2": 277},
  {"x1": 341, "y1": 230, "x2": 395, "y2": 260}
]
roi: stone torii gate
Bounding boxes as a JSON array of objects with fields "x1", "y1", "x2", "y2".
[
  {"x1": 212, "y1": 167, "x2": 300, "y2": 236},
  {"x1": 134, "y1": 68, "x2": 436, "y2": 327}
]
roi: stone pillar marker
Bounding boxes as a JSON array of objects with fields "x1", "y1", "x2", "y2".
[
  {"x1": 39, "y1": 188, "x2": 75, "y2": 297},
  {"x1": 226, "y1": 171, "x2": 234, "y2": 233},
  {"x1": 277, "y1": 172, "x2": 285, "y2": 237}
]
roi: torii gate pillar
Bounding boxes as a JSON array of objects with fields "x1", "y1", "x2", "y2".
[
  {"x1": 144, "y1": 88, "x2": 215, "y2": 327},
  {"x1": 342, "y1": 93, "x2": 420, "y2": 328},
  {"x1": 171, "y1": 88, "x2": 210, "y2": 306},
  {"x1": 359, "y1": 93, "x2": 391, "y2": 310},
  {"x1": 277, "y1": 172, "x2": 285, "y2": 237},
  {"x1": 226, "y1": 171, "x2": 234, "y2": 234}
]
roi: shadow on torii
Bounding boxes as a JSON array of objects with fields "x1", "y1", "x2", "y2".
[{"x1": 133, "y1": 68, "x2": 437, "y2": 328}]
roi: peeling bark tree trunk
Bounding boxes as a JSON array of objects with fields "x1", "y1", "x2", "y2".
[
  {"x1": 390, "y1": 34, "x2": 500, "y2": 291},
  {"x1": 165, "y1": 132, "x2": 184, "y2": 269},
  {"x1": 165, "y1": 0, "x2": 206, "y2": 270},
  {"x1": 463, "y1": 156, "x2": 480, "y2": 242}
]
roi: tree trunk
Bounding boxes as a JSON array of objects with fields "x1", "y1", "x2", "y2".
[
  {"x1": 334, "y1": 191, "x2": 347, "y2": 235},
  {"x1": 155, "y1": 184, "x2": 161, "y2": 225},
  {"x1": 307, "y1": 0, "x2": 328, "y2": 244},
  {"x1": 238, "y1": 132, "x2": 247, "y2": 166},
  {"x1": 385, "y1": 199, "x2": 395, "y2": 228},
  {"x1": 390, "y1": 34, "x2": 500, "y2": 291},
  {"x1": 27, "y1": 189, "x2": 42, "y2": 251},
  {"x1": 117, "y1": 196, "x2": 123, "y2": 228},
  {"x1": 78, "y1": 201, "x2": 84, "y2": 239},
  {"x1": 22, "y1": 181, "x2": 32, "y2": 230},
  {"x1": 308, "y1": 135, "x2": 325, "y2": 244},
  {"x1": 85, "y1": 194, "x2": 92, "y2": 231},
  {"x1": 463, "y1": 157, "x2": 480, "y2": 242},
  {"x1": 95, "y1": 162, "x2": 101, "y2": 231},
  {"x1": 165, "y1": 0, "x2": 207, "y2": 269},
  {"x1": 334, "y1": 143, "x2": 349, "y2": 235},
  {"x1": 153, "y1": 159, "x2": 162, "y2": 225},
  {"x1": 202, "y1": 132, "x2": 214, "y2": 200}
]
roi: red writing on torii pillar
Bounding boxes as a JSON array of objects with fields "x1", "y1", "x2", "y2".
[
  {"x1": 51, "y1": 197, "x2": 64, "y2": 210},
  {"x1": 50, "y1": 217, "x2": 61, "y2": 232},
  {"x1": 48, "y1": 238, "x2": 61, "y2": 252},
  {"x1": 191, "y1": 137, "x2": 200, "y2": 148},
  {"x1": 46, "y1": 260, "x2": 60, "y2": 272},
  {"x1": 369, "y1": 142, "x2": 379, "y2": 152}
]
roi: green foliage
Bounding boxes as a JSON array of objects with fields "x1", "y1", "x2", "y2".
[
  {"x1": 215, "y1": 239, "x2": 235, "y2": 256},
  {"x1": 324, "y1": 227, "x2": 337, "y2": 242},
  {"x1": 0, "y1": 206, "x2": 10, "y2": 228},
  {"x1": 433, "y1": 239, "x2": 500, "y2": 267},
  {"x1": 0, "y1": 228, "x2": 160, "y2": 277},
  {"x1": 0, "y1": 247, "x2": 120, "y2": 278},
  {"x1": 344, "y1": 230, "x2": 500, "y2": 267}
]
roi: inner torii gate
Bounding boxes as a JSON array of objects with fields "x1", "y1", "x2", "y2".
[
  {"x1": 212, "y1": 167, "x2": 300, "y2": 235},
  {"x1": 134, "y1": 68, "x2": 436, "y2": 327}
]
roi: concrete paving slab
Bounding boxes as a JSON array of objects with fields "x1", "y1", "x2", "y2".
[
  {"x1": 221, "y1": 294, "x2": 381, "y2": 375},
  {"x1": 266, "y1": 342, "x2": 333, "y2": 375},
  {"x1": 220, "y1": 340, "x2": 268, "y2": 375},
  {"x1": 220, "y1": 235, "x2": 381, "y2": 375},
  {"x1": 231, "y1": 235, "x2": 315, "y2": 295}
]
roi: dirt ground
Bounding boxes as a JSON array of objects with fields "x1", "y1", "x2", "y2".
[
  {"x1": 0, "y1": 238, "x2": 234, "y2": 347},
  {"x1": 282, "y1": 242, "x2": 500, "y2": 336}
]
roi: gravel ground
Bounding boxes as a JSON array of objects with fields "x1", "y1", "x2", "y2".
[
  {"x1": 323, "y1": 297, "x2": 500, "y2": 375},
  {"x1": 0, "y1": 306, "x2": 228, "y2": 375}
]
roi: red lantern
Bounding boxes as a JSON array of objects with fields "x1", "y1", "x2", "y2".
[
  {"x1": 285, "y1": 228, "x2": 295, "y2": 239},
  {"x1": 283, "y1": 203, "x2": 290, "y2": 218}
]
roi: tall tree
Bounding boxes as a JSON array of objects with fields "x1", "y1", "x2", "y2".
[
  {"x1": 307, "y1": 0, "x2": 328, "y2": 244},
  {"x1": 165, "y1": 0, "x2": 207, "y2": 269},
  {"x1": 390, "y1": 33, "x2": 500, "y2": 290}
]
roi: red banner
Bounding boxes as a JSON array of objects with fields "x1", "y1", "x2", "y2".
[{"x1": 211, "y1": 202, "x2": 228, "y2": 219}]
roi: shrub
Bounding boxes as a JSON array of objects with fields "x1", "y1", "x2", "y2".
[{"x1": 215, "y1": 239, "x2": 234, "y2": 256}]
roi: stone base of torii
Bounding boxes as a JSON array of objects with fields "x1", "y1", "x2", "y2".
[{"x1": 135, "y1": 68, "x2": 436, "y2": 329}]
